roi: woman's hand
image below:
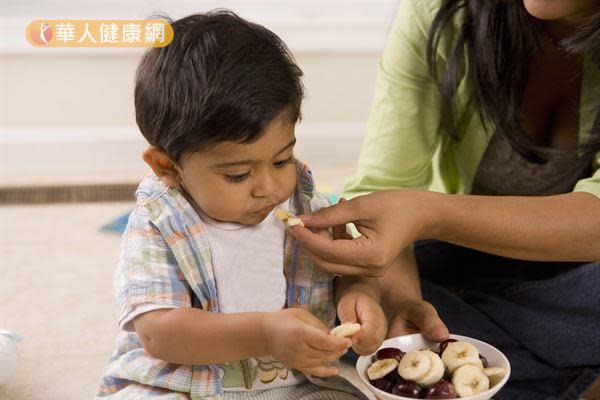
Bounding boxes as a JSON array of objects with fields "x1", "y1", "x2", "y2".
[
  {"x1": 386, "y1": 299, "x2": 449, "y2": 341},
  {"x1": 337, "y1": 292, "x2": 388, "y2": 355},
  {"x1": 290, "y1": 190, "x2": 438, "y2": 277},
  {"x1": 262, "y1": 308, "x2": 352, "y2": 377}
]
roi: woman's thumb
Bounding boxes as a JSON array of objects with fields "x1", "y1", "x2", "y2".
[{"x1": 300, "y1": 197, "x2": 355, "y2": 228}]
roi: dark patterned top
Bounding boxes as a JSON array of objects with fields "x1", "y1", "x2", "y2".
[{"x1": 471, "y1": 131, "x2": 592, "y2": 196}]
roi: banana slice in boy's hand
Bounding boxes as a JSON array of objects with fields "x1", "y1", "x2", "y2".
[
  {"x1": 273, "y1": 208, "x2": 304, "y2": 228},
  {"x1": 330, "y1": 322, "x2": 361, "y2": 338}
]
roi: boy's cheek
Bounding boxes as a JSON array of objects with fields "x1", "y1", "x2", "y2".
[{"x1": 283, "y1": 168, "x2": 297, "y2": 199}]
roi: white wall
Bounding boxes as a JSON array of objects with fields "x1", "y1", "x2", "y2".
[{"x1": 1, "y1": 1, "x2": 400, "y2": 191}]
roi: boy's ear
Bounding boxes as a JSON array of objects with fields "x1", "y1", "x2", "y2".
[{"x1": 142, "y1": 147, "x2": 181, "y2": 188}]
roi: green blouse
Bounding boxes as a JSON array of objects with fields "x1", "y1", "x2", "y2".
[{"x1": 342, "y1": 0, "x2": 600, "y2": 200}]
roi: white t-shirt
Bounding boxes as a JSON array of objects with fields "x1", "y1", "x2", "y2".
[{"x1": 198, "y1": 201, "x2": 305, "y2": 391}]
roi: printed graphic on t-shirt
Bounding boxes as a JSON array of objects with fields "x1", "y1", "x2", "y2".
[{"x1": 220, "y1": 356, "x2": 299, "y2": 391}]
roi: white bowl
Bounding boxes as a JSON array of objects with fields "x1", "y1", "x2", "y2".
[{"x1": 356, "y1": 334, "x2": 510, "y2": 400}]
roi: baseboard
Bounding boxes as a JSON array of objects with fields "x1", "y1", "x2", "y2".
[
  {"x1": 0, "y1": 123, "x2": 365, "y2": 187},
  {"x1": 0, "y1": 183, "x2": 138, "y2": 205}
]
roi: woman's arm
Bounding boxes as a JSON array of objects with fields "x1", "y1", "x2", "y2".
[
  {"x1": 291, "y1": 189, "x2": 600, "y2": 277},
  {"x1": 379, "y1": 247, "x2": 448, "y2": 341},
  {"x1": 430, "y1": 191, "x2": 600, "y2": 261}
]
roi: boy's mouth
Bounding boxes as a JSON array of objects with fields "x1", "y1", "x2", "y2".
[
  {"x1": 254, "y1": 202, "x2": 280, "y2": 216},
  {"x1": 255, "y1": 204, "x2": 276, "y2": 214}
]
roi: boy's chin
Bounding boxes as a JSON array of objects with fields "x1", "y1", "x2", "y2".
[{"x1": 239, "y1": 214, "x2": 269, "y2": 226}]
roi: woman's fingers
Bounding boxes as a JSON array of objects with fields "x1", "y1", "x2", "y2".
[
  {"x1": 392, "y1": 301, "x2": 449, "y2": 341},
  {"x1": 407, "y1": 302, "x2": 449, "y2": 341},
  {"x1": 299, "y1": 197, "x2": 362, "y2": 229},
  {"x1": 301, "y1": 246, "x2": 384, "y2": 277},
  {"x1": 290, "y1": 225, "x2": 379, "y2": 269},
  {"x1": 387, "y1": 316, "x2": 420, "y2": 338}
]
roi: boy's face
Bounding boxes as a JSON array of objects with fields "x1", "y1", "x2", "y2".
[{"x1": 175, "y1": 114, "x2": 298, "y2": 225}]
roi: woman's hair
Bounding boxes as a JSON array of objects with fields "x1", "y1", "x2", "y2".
[{"x1": 426, "y1": 0, "x2": 600, "y2": 165}]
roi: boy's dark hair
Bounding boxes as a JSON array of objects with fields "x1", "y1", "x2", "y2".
[{"x1": 134, "y1": 10, "x2": 304, "y2": 163}]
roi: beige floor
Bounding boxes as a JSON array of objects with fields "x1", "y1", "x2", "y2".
[{"x1": 0, "y1": 202, "x2": 373, "y2": 400}]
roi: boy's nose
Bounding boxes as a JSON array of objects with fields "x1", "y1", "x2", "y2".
[{"x1": 252, "y1": 174, "x2": 278, "y2": 199}]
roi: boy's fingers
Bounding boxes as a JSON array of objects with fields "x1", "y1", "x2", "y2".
[
  {"x1": 353, "y1": 340, "x2": 379, "y2": 356},
  {"x1": 351, "y1": 322, "x2": 376, "y2": 349},
  {"x1": 305, "y1": 326, "x2": 351, "y2": 352},
  {"x1": 300, "y1": 346, "x2": 327, "y2": 361},
  {"x1": 302, "y1": 365, "x2": 340, "y2": 378},
  {"x1": 295, "y1": 308, "x2": 330, "y2": 332},
  {"x1": 337, "y1": 304, "x2": 358, "y2": 326},
  {"x1": 306, "y1": 346, "x2": 348, "y2": 364}
]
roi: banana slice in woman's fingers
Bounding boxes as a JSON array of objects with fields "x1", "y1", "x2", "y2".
[
  {"x1": 483, "y1": 367, "x2": 507, "y2": 387},
  {"x1": 452, "y1": 364, "x2": 490, "y2": 397},
  {"x1": 416, "y1": 350, "x2": 446, "y2": 387},
  {"x1": 398, "y1": 350, "x2": 432, "y2": 382},
  {"x1": 367, "y1": 358, "x2": 399, "y2": 380},
  {"x1": 441, "y1": 341, "x2": 483, "y2": 373},
  {"x1": 330, "y1": 322, "x2": 361, "y2": 338},
  {"x1": 273, "y1": 208, "x2": 305, "y2": 228}
]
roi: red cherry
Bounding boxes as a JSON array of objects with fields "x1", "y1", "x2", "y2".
[
  {"x1": 424, "y1": 379, "x2": 458, "y2": 399},
  {"x1": 370, "y1": 378, "x2": 393, "y2": 393},
  {"x1": 479, "y1": 354, "x2": 489, "y2": 368},
  {"x1": 376, "y1": 347, "x2": 405, "y2": 361},
  {"x1": 392, "y1": 379, "x2": 423, "y2": 398}
]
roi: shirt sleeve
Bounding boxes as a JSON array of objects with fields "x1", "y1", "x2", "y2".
[
  {"x1": 573, "y1": 151, "x2": 600, "y2": 200},
  {"x1": 114, "y1": 206, "x2": 193, "y2": 332},
  {"x1": 342, "y1": 0, "x2": 444, "y2": 199}
]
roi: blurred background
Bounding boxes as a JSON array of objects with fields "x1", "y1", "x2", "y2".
[
  {"x1": 1, "y1": 0, "x2": 400, "y2": 189},
  {"x1": 0, "y1": 1, "x2": 397, "y2": 398}
]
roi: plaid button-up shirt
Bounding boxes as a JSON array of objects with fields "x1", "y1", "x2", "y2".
[{"x1": 97, "y1": 161, "x2": 336, "y2": 399}]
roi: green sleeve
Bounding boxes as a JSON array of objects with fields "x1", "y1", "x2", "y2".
[
  {"x1": 573, "y1": 57, "x2": 600, "y2": 201},
  {"x1": 342, "y1": 0, "x2": 444, "y2": 199},
  {"x1": 573, "y1": 151, "x2": 600, "y2": 200}
]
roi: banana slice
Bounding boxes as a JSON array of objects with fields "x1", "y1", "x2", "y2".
[
  {"x1": 483, "y1": 367, "x2": 507, "y2": 387},
  {"x1": 416, "y1": 350, "x2": 446, "y2": 387},
  {"x1": 273, "y1": 208, "x2": 305, "y2": 228},
  {"x1": 367, "y1": 358, "x2": 399, "y2": 380},
  {"x1": 452, "y1": 364, "x2": 490, "y2": 397},
  {"x1": 330, "y1": 322, "x2": 361, "y2": 338},
  {"x1": 441, "y1": 341, "x2": 483, "y2": 373},
  {"x1": 398, "y1": 349, "x2": 432, "y2": 382}
]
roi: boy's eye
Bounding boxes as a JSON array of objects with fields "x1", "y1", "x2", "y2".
[
  {"x1": 274, "y1": 156, "x2": 293, "y2": 168},
  {"x1": 225, "y1": 172, "x2": 250, "y2": 183}
]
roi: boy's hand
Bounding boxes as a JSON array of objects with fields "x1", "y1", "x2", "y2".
[
  {"x1": 262, "y1": 308, "x2": 352, "y2": 378},
  {"x1": 337, "y1": 293, "x2": 387, "y2": 355}
]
